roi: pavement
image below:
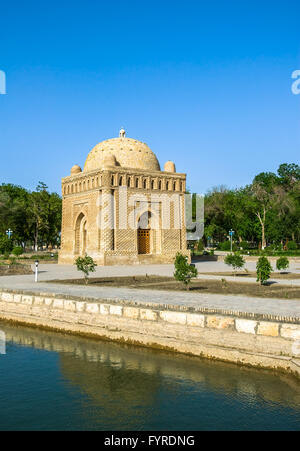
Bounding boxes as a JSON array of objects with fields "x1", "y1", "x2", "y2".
[{"x1": 0, "y1": 262, "x2": 300, "y2": 320}]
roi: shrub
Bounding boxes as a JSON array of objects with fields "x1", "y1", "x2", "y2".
[
  {"x1": 220, "y1": 241, "x2": 238, "y2": 252},
  {"x1": 239, "y1": 241, "x2": 248, "y2": 251},
  {"x1": 287, "y1": 241, "x2": 297, "y2": 251},
  {"x1": 221, "y1": 278, "x2": 228, "y2": 288},
  {"x1": 174, "y1": 253, "x2": 198, "y2": 290},
  {"x1": 224, "y1": 253, "x2": 245, "y2": 274},
  {"x1": 0, "y1": 235, "x2": 13, "y2": 255},
  {"x1": 197, "y1": 239, "x2": 204, "y2": 252},
  {"x1": 276, "y1": 256, "x2": 289, "y2": 272},
  {"x1": 269, "y1": 243, "x2": 282, "y2": 252},
  {"x1": 12, "y1": 246, "x2": 23, "y2": 256},
  {"x1": 75, "y1": 254, "x2": 97, "y2": 284},
  {"x1": 256, "y1": 256, "x2": 272, "y2": 285},
  {"x1": 220, "y1": 241, "x2": 231, "y2": 251}
]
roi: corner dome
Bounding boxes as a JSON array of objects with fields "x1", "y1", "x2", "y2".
[
  {"x1": 71, "y1": 165, "x2": 82, "y2": 175},
  {"x1": 103, "y1": 153, "x2": 117, "y2": 167},
  {"x1": 83, "y1": 133, "x2": 161, "y2": 172},
  {"x1": 164, "y1": 161, "x2": 176, "y2": 173}
]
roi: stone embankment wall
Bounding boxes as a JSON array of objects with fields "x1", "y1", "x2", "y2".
[{"x1": 0, "y1": 290, "x2": 300, "y2": 378}]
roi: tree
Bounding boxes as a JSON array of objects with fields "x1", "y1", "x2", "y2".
[
  {"x1": 287, "y1": 241, "x2": 297, "y2": 251},
  {"x1": 174, "y1": 253, "x2": 198, "y2": 290},
  {"x1": 28, "y1": 182, "x2": 62, "y2": 250},
  {"x1": 224, "y1": 253, "x2": 245, "y2": 275},
  {"x1": 204, "y1": 186, "x2": 229, "y2": 243},
  {"x1": 250, "y1": 170, "x2": 296, "y2": 248},
  {"x1": 0, "y1": 182, "x2": 62, "y2": 250},
  {"x1": 253, "y1": 172, "x2": 279, "y2": 189},
  {"x1": 47, "y1": 193, "x2": 62, "y2": 247},
  {"x1": 197, "y1": 239, "x2": 204, "y2": 252},
  {"x1": 256, "y1": 256, "x2": 272, "y2": 285},
  {"x1": 29, "y1": 182, "x2": 51, "y2": 251},
  {"x1": 202, "y1": 163, "x2": 300, "y2": 248},
  {"x1": 75, "y1": 254, "x2": 97, "y2": 284},
  {"x1": 204, "y1": 186, "x2": 258, "y2": 244},
  {"x1": 12, "y1": 246, "x2": 23, "y2": 256},
  {"x1": 0, "y1": 184, "x2": 30, "y2": 244},
  {"x1": 276, "y1": 256, "x2": 289, "y2": 273},
  {"x1": 277, "y1": 163, "x2": 300, "y2": 186},
  {"x1": 0, "y1": 235, "x2": 13, "y2": 255},
  {"x1": 251, "y1": 181, "x2": 272, "y2": 249}
]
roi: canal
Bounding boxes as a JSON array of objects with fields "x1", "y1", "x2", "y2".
[{"x1": 0, "y1": 321, "x2": 299, "y2": 431}]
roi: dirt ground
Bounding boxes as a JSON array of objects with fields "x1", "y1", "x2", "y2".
[
  {"x1": 199, "y1": 271, "x2": 300, "y2": 279},
  {"x1": 49, "y1": 275, "x2": 300, "y2": 300},
  {"x1": 0, "y1": 265, "x2": 33, "y2": 276}
]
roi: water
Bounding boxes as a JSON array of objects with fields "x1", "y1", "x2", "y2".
[{"x1": 0, "y1": 321, "x2": 299, "y2": 431}]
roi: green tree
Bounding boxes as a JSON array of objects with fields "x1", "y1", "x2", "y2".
[
  {"x1": 0, "y1": 184, "x2": 31, "y2": 244},
  {"x1": 28, "y1": 182, "x2": 62, "y2": 250},
  {"x1": 287, "y1": 241, "x2": 297, "y2": 251},
  {"x1": 224, "y1": 253, "x2": 246, "y2": 274},
  {"x1": 251, "y1": 181, "x2": 273, "y2": 249},
  {"x1": 256, "y1": 256, "x2": 273, "y2": 285},
  {"x1": 0, "y1": 182, "x2": 62, "y2": 251},
  {"x1": 0, "y1": 235, "x2": 13, "y2": 255},
  {"x1": 197, "y1": 239, "x2": 204, "y2": 252},
  {"x1": 12, "y1": 246, "x2": 23, "y2": 256},
  {"x1": 75, "y1": 254, "x2": 97, "y2": 284},
  {"x1": 239, "y1": 241, "x2": 248, "y2": 251},
  {"x1": 29, "y1": 182, "x2": 51, "y2": 251},
  {"x1": 276, "y1": 256, "x2": 289, "y2": 273},
  {"x1": 174, "y1": 253, "x2": 198, "y2": 290},
  {"x1": 203, "y1": 163, "x2": 300, "y2": 249},
  {"x1": 47, "y1": 193, "x2": 62, "y2": 247},
  {"x1": 277, "y1": 163, "x2": 300, "y2": 186}
]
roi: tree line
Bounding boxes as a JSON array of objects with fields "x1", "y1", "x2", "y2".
[
  {"x1": 0, "y1": 182, "x2": 62, "y2": 251},
  {"x1": 0, "y1": 162, "x2": 299, "y2": 254},
  {"x1": 203, "y1": 163, "x2": 300, "y2": 248}
]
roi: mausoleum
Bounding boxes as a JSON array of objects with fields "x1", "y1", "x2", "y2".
[{"x1": 59, "y1": 129, "x2": 188, "y2": 265}]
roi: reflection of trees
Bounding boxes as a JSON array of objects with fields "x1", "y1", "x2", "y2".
[{"x1": 2, "y1": 322, "x2": 300, "y2": 413}]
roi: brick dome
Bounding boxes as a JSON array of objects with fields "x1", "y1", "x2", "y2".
[
  {"x1": 70, "y1": 164, "x2": 82, "y2": 175},
  {"x1": 164, "y1": 161, "x2": 176, "y2": 173},
  {"x1": 83, "y1": 133, "x2": 161, "y2": 172}
]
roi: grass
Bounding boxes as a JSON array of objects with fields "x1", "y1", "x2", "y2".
[
  {"x1": 0, "y1": 253, "x2": 58, "y2": 265},
  {"x1": 18, "y1": 254, "x2": 58, "y2": 261}
]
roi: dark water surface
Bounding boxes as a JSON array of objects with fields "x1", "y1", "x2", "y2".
[{"x1": 0, "y1": 321, "x2": 299, "y2": 431}]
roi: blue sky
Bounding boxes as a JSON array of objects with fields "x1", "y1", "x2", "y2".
[{"x1": 0, "y1": 0, "x2": 300, "y2": 194}]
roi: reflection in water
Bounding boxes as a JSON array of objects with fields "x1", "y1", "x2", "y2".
[{"x1": 0, "y1": 321, "x2": 300, "y2": 430}]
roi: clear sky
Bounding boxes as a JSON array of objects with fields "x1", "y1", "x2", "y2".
[{"x1": 0, "y1": 0, "x2": 299, "y2": 194}]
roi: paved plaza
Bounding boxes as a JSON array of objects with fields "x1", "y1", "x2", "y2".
[{"x1": 0, "y1": 261, "x2": 300, "y2": 320}]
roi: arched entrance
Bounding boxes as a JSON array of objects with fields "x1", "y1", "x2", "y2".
[
  {"x1": 75, "y1": 213, "x2": 87, "y2": 255},
  {"x1": 137, "y1": 211, "x2": 151, "y2": 255},
  {"x1": 138, "y1": 229, "x2": 150, "y2": 254}
]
